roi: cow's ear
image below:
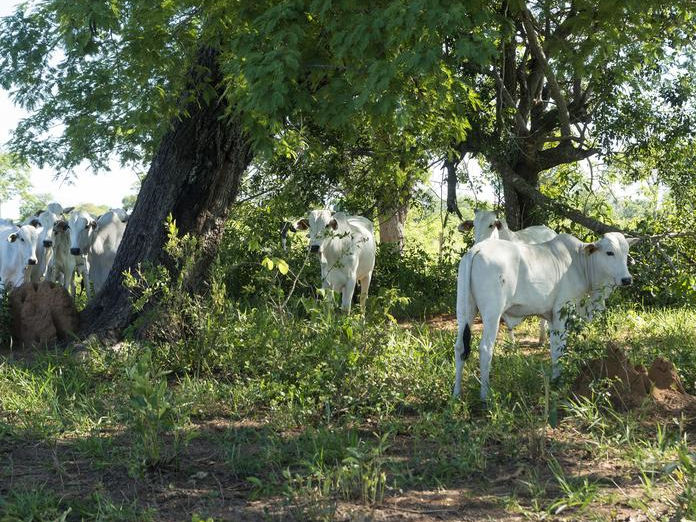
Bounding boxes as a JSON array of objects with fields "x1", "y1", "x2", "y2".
[
  {"x1": 626, "y1": 237, "x2": 640, "y2": 247},
  {"x1": 584, "y1": 243, "x2": 598, "y2": 255},
  {"x1": 494, "y1": 220, "x2": 502, "y2": 229},
  {"x1": 8, "y1": 233, "x2": 17, "y2": 243},
  {"x1": 458, "y1": 220, "x2": 474, "y2": 232},
  {"x1": 295, "y1": 218, "x2": 309, "y2": 231},
  {"x1": 63, "y1": 206, "x2": 75, "y2": 214},
  {"x1": 29, "y1": 219, "x2": 42, "y2": 228},
  {"x1": 328, "y1": 218, "x2": 338, "y2": 230}
]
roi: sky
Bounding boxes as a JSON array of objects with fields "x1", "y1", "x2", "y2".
[{"x1": 0, "y1": 1, "x2": 140, "y2": 220}]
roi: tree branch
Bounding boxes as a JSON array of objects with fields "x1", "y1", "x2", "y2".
[
  {"x1": 520, "y1": 4, "x2": 572, "y2": 138},
  {"x1": 490, "y1": 156, "x2": 623, "y2": 235}
]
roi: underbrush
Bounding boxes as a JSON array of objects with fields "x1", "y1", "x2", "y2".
[{"x1": 2, "y1": 302, "x2": 696, "y2": 519}]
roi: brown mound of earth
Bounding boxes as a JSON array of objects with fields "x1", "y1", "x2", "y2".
[
  {"x1": 572, "y1": 343, "x2": 696, "y2": 416},
  {"x1": 8, "y1": 281, "x2": 79, "y2": 348}
]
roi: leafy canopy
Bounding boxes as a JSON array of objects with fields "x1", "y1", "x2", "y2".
[{"x1": 0, "y1": 0, "x2": 495, "y2": 173}]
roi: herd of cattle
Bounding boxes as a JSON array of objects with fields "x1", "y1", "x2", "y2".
[
  {"x1": 0, "y1": 201, "x2": 637, "y2": 401},
  {"x1": 0, "y1": 202, "x2": 128, "y2": 297},
  {"x1": 286, "y1": 208, "x2": 637, "y2": 401}
]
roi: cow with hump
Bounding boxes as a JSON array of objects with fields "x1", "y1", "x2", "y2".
[
  {"x1": 453, "y1": 231, "x2": 638, "y2": 401},
  {"x1": 285, "y1": 210, "x2": 376, "y2": 314},
  {"x1": 459, "y1": 209, "x2": 558, "y2": 344}
]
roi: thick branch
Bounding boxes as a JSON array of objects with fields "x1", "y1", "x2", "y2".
[
  {"x1": 491, "y1": 156, "x2": 623, "y2": 235},
  {"x1": 537, "y1": 142, "x2": 599, "y2": 171},
  {"x1": 520, "y1": 5, "x2": 572, "y2": 137}
]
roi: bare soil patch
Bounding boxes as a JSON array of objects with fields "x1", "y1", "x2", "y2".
[{"x1": 572, "y1": 342, "x2": 696, "y2": 420}]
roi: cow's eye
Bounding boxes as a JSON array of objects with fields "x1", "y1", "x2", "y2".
[
  {"x1": 20, "y1": 238, "x2": 25, "y2": 242},
  {"x1": 489, "y1": 224, "x2": 494, "y2": 228},
  {"x1": 606, "y1": 251, "x2": 615, "y2": 256}
]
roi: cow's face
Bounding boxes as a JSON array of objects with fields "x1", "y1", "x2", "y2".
[
  {"x1": 53, "y1": 220, "x2": 70, "y2": 246},
  {"x1": 68, "y1": 211, "x2": 96, "y2": 256},
  {"x1": 295, "y1": 210, "x2": 338, "y2": 254},
  {"x1": 586, "y1": 232, "x2": 638, "y2": 287},
  {"x1": 472, "y1": 210, "x2": 502, "y2": 243},
  {"x1": 7, "y1": 223, "x2": 42, "y2": 267},
  {"x1": 36, "y1": 210, "x2": 59, "y2": 249}
]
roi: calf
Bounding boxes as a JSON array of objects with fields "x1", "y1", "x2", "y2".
[
  {"x1": 287, "y1": 210, "x2": 376, "y2": 313},
  {"x1": 453, "y1": 232, "x2": 637, "y2": 401},
  {"x1": 0, "y1": 221, "x2": 42, "y2": 290},
  {"x1": 50, "y1": 219, "x2": 83, "y2": 295}
]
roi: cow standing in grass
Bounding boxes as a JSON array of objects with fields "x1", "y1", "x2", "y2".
[
  {"x1": 459, "y1": 209, "x2": 558, "y2": 345},
  {"x1": 453, "y1": 232, "x2": 637, "y2": 401},
  {"x1": 285, "y1": 210, "x2": 376, "y2": 313}
]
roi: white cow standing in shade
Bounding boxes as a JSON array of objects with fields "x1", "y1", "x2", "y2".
[
  {"x1": 0, "y1": 220, "x2": 43, "y2": 291},
  {"x1": 285, "y1": 210, "x2": 376, "y2": 313},
  {"x1": 453, "y1": 232, "x2": 638, "y2": 401},
  {"x1": 68, "y1": 209, "x2": 128, "y2": 296},
  {"x1": 459, "y1": 209, "x2": 557, "y2": 345}
]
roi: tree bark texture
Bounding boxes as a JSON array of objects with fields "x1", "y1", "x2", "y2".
[
  {"x1": 378, "y1": 205, "x2": 408, "y2": 253},
  {"x1": 80, "y1": 47, "x2": 252, "y2": 339}
]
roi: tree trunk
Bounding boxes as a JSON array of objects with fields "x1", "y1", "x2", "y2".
[
  {"x1": 444, "y1": 158, "x2": 462, "y2": 219},
  {"x1": 494, "y1": 155, "x2": 543, "y2": 231},
  {"x1": 80, "y1": 47, "x2": 252, "y2": 340},
  {"x1": 378, "y1": 205, "x2": 408, "y2": 253}
]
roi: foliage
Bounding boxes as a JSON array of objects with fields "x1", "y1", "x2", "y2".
[
  {"x1": 0, "y1": 289, "x2": 11, "y2": 349},
  {"x1": 18, "y1": 191, "x2": 53, "y2": 221},
  {"x1": 124, "y1": 349, "x2": 190, "y2": 473},
  {"x1": 0, "y1": 152, "x2": 31, "y2": 208}
]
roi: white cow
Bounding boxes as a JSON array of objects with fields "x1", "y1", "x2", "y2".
[
  {"x1": 459, "y1": 209, "x2": 558, "y2": 344},
  {"x1": 0, "y1": 221, "x2": 42, "y2": 291},
  {"x1": 50, "y1": 218, "x2": 84, "y2": 295},
  {"x1": 289, "y1": 210, "x2": 376, "y2": 313},
  {"x1": 453, "y1": 232, "x2": 637, "y2": 401},
  {"x1": 26, "y1": 208, "x2": 69, "y2": 283},
  {"x1": 87, "y1": 210, "x2": 127, "y2": 293},
  {"x1": 68, "y1": 210, "x2": 96, "y2": 296},
  {"x1": 459, "y1": 209, "x2": 557, "y2": 244},
  {"x1": 68, "y1": 209, "x2": 127, "y2": 296}
]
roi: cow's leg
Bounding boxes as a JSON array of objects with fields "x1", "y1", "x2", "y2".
[
  {"x1": 341, "y1": 277, "x2": 357, "y2": 314},
  {"x1": 506, "y1": 322, "x2": 516, "y2": 343},
  {"x1": 358, "y1": 272, "x2": 372, "y2": 311},
  {"x1": 549, "y1": 315, "x2": 567, "y2": 380},
  {"x1": 538, "y1": 318, "x2": 548, "y2": 345},
  {"x1": 453, "y1": 298, "x2": 477, "y2": 398},
  {"x1": 479, "y1": 313, "x2": 502, "y2": 402}
]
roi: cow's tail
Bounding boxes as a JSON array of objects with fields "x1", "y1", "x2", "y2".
[{"x1": 455, "y1": 250, "x2": 477, "y2": 361}]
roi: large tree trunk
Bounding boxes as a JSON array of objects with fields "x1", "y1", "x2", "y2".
[
  {"x1": 378, "y1": 204, "x2": 408, "y2": 253},
  {"x1": 492, "y1": 154, "x2": 544, "y2": 231},
  {"x1": 80, "y1": 47, "x2": 252, "y2": 340}
]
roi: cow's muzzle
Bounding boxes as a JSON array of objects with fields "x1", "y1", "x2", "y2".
[
  {"x1": 43, "y1": 240, "x2": 53, "y2": 248},
  {"x1": 310, "y1": 244, "x2": 320, "y2": 254},
  {"x1": 27, "y1": 258, "x2": 37, "y2": 266},
  {"x1": 70, "y1": 247, "x2": 81, "y2": 255},
  {"x1": 621, "y1": 277, "x2": 633, "y2": 286}
]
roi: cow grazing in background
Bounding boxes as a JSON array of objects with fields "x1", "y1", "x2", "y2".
[
  {"x1": 453, "y1": 232, "x2": 638, "y2": 401},
  {"x1": 285, "y1": 210, "x2": 376, "y2": 313},
  {"x1": 0, "y1": 220, "x2": 42, "y2": 291},
  {"x1": 459, "y1": 209, "x2": 558, "y2": 344}
]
